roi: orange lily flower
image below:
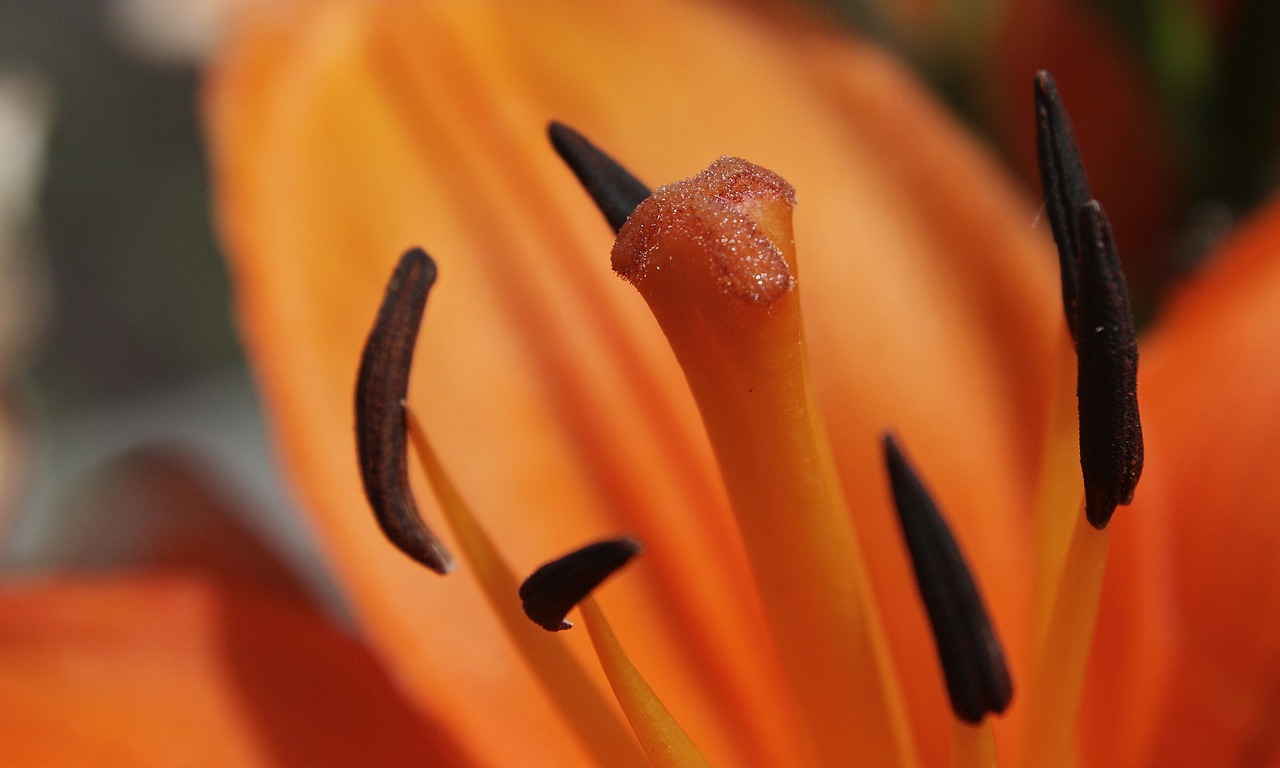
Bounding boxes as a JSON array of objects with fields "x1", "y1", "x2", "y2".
[{"x1": 202, "y1": 0, "x2": 1280, "y2": 765}]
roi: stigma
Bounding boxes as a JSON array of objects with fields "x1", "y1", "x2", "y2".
[{"x1": 613, "y1": 157, "x2": 796, "y2": 305}]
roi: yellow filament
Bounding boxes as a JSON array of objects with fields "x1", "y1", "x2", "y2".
[
  {"x1": 405, "y1": 408, "x2": 647, "y2": 768},
  {"x1": 1021, "y1": 509, "x2": 1110, "y2": 768},
  {"x1": 579, "y1": 597, "x2": 712, "y2": 768},
  {"x1": 1030, "y1": 327, "x2": 1085, "y2": 642},
  {"x1": 951, "y1": 719, "x2": 999, "y2": 768}
]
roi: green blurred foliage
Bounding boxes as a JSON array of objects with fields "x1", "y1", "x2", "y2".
[{"x1": 0, "y1": 0, "x2": 239, "y2": 414}]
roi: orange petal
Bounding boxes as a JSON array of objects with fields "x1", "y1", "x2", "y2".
[
  {"x1": 1086, "y1": 196, "x2": 1280, "y2": 764},
  {"x1": 206, "y1": 0, "x2": 1060, "y2": 763},
  {"x1": 0, "y1": 574, "x2": 477, "y2": 767}
]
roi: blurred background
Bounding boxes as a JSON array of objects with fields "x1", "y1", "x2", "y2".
[
  {"x1": 0, "y1": 0, "x2": 334, "y2": 601},
  {"x1": 0, "y1": 0, "x2": 1276, "y2": 610}
]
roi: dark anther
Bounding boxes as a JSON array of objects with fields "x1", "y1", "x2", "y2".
[
  {"x1": 1034, "y1": 70, "x2": 1092, "y2": 338},
  {"x1": 520, "y1": 537, "x2": 643, "y2": 631},
  {"x1": 548, "y1": 121, "x2": 650, "y2": 233},
  {"x1": 1034, "y1": 71, "x2": 1144, "y2": 528},
  {"x1": 1074, "y1": 202, "x2": 1143, "y2": 529},
  {"x1": 882, "y1": 434, "x2": 1013, "y2": 724},
  {"x1": 355, "y1": 248, "x2": 454, "y2": 574}
]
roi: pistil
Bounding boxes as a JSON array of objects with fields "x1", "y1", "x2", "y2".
[{"x1": 611, "y1": 157, "x2": 915, "y2": 767}]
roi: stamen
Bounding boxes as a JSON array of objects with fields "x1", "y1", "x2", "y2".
[
  {"x1": 580, "y1": 597, "x2": 712, "y2": 768},
  {"x1": 1034, "y1": 70, "x2": 1091, "y2": 335},
  {"x1": 1034, "y1": 72, "x2": 1143, "y2": 529},
  {"x1": 613, "y1": 157, "x2": 916, "y2": 767},
  {"x1": 519, "y1": 539, "x2": 710, "y2": 766},
  {"x1": 1024, "y1": 74, "x2": 1143, "y2": 764},
  {"x1": 520, "y1": 538, "x2": 643, "y2": 632},
  {"x1": 1028, "y1": 334, "x2": 1083, "y2": 637},
  {"x1": 548, "y1": 121, "x2": 651, "y2": 233},
  {"x1": 405, "y1": 409, "x2": 649, "y2": 768},
  {"x1": 882, "y1": 434, "x2": 1012, "y2": 724},
  {"x1": 355, "y1": 248, "x2": 453, "y2": 574},
  {"x1": 951, "y1": 720, "x2": 999, "y2": 768},
  {"x1": 1021, "y1": 508, "x2": 1110, "y2": 768},
  {"x1": 1074, "y1": 201, "x2": 1143, "y2": 529}
]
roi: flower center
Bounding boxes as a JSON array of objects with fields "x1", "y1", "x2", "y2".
[{"x1": 351, "y1": 71, "x2": 1145, "y2": 768}]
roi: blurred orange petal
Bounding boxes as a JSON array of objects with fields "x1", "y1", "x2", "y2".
[
  {"x1": 0, "y1": 575, "x2": 477, "y2": 767},
  {"x1": 1086, "y1": 196, "x2": 1280, "y2": 765}
]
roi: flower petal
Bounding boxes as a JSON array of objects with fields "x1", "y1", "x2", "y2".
[
  {"x1": 1087, "y1": 196, "x2": 1280, "y2": 764},
  {"x1": 0, "y1": 574, "x2": 477, "y2": 766}
]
